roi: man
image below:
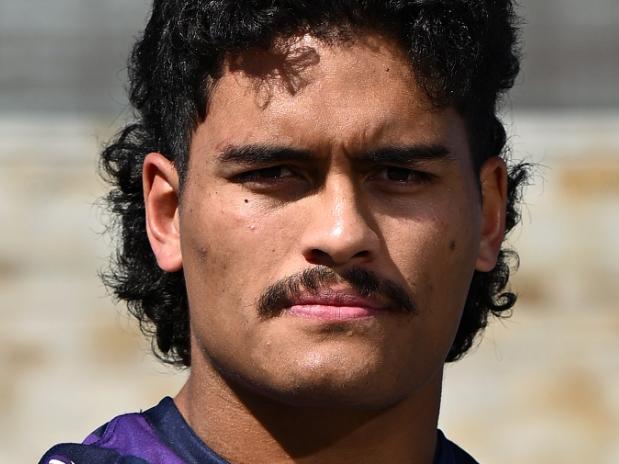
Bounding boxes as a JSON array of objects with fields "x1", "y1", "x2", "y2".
[{"x1": 40, "y1": 1, "x2": 529, "y2": 463}]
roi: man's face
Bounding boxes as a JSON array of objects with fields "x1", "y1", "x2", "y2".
[{"x1": 148, "y1": 33, "x2": 504, "y2": 409}]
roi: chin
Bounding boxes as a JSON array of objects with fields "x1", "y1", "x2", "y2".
[
  {"x1": 238, "y1": 359, "x2": 415, "y2": 411},
  {"x1": 261, "y1": 381, "x2": 410, "y2": 411}
]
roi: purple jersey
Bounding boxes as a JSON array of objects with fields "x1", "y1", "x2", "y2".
[{"x1": 39, "y1": 397, "x2": 478, "y2": 463}]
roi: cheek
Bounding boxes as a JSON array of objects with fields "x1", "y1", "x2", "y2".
[
  {"x1": 428, "y1": 211, "x2": 480, "y2": 335},
  {"x1": 180, "y1": 187, "x2": 302, "y2": 318},
  {"x1": 387, "y1": 204, "x2": 477, "y2": 274},
  {"x1": 383, "y1": 200, "x2": 480, "y2": 328}
]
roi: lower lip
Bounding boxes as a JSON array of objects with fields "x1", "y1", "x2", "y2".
[{"x1": 285, "y1": 304, "x2": 381, "y2": 321}]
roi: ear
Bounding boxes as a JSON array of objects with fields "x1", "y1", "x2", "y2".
[
  {"x1": 143, "y1": 152, "x2": 183, "y2": 272},
  {"x1": 475, "y1": 156, "x2": 508, "y2": 272}
]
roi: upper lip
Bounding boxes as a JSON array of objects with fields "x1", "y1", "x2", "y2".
[{"x1": 288, "y1": 290, "x2": 385, "y2": 311}]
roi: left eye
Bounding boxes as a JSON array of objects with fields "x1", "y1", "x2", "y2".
[{"x1": 378, "y1": 167, "x2": 432, "y2": 183}]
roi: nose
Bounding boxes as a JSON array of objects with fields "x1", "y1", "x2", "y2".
[{"x1": 300, "y1": 175, "x2": 380, "y2": 267}]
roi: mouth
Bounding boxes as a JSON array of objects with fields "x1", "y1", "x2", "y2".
[
  {"x1": 283, "y1": 290, "x2": 385, "y2": 321},
  {"x1": 257, "y1": 266, "x2": 416, "y2": 320}
]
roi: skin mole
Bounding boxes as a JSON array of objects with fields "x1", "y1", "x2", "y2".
[
  {"x1": 449, "y1": 240, "x2": 457, "y2": 251},
  {"x1": 198, "y1": 246, "x2": 208, "y2": 260}
]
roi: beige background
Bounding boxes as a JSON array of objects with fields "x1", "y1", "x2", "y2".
[
  {"x1": 1, "y1": 1, "x2": 618, "y2": 462},
  {"x1": 2, "y1": 112, "x2": 618, "y2": 464}
]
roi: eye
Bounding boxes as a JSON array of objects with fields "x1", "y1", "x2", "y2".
[
  {"x1": 377, "y1": 166, "x2": 434, "y2": 184},
  {"x1": 236, "y1": 166, "x2": 295, "y2": 183}
]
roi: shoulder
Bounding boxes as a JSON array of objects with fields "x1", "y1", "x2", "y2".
[
  {"x1": 450, "y1": 443, "x2": 479, "y2": 464},
  {"x1": 38, "y1": 399, "x2": 183, "y2": 464},
  {"x1": 436, "y1": 430, "x2": 480, "y2": 464},
  {"x1": 38, "y1": 442, "x2": 148, "y2": 464}
]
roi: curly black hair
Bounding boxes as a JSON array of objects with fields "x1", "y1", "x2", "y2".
[{"x1": 101, "y1": 0, "x2": 529, "y2": 367}]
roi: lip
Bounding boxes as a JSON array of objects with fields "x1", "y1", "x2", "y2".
[{"x1": 283, "y1": 291, "x2": 385, "y2": 321}]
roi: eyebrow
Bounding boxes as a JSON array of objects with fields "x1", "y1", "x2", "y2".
[
  {"x1": 216, "y1": 143, "x2": 453, "y2": 165},
  {"x1": 357, "y1": 145, "x2": 453, "y2": 164},
  {"x1": 217, "y1": 144, "x2": 313, "y2": 164}
]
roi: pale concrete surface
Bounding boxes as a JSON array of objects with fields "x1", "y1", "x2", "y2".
[
  {"x1": 2, "y1": 0, "x2": 618, "y2": 111},
  {"x1": 1, "y1": 112, "x2": 618, "y2": 462}
]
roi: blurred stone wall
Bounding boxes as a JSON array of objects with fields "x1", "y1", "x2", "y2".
[
  {"x1": 1, "y1": 0, "x2": 618, "y2": 462},
  {"x1": 0, "y1": 116, "x2": 187, "y2": 462},
  {"x1": 1, "y1": 112, "x2": 617, "y2": 464},
  {"x1": 441, "y1": 111, "x2": 619, "y2": 464}
]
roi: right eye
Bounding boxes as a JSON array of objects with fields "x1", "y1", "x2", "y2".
[{"x1": 236, "y1": 166, "x2": 295, "y2": 183}]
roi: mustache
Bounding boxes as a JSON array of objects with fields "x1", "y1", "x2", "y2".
[{"x1": 257, "y1": 266, "x2": 416, "y2": 319}]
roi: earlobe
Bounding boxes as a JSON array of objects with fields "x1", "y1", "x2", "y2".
[
  {"x1": 475, "y1": 157, "x2": 508, "y2": 272},
  {"x1": 143, "y1": 152, "x2": 183, "y2": 272}
]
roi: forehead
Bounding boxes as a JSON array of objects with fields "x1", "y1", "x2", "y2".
[{"x1": 195, "y1": 33, "x2": 467, "y2": 157}]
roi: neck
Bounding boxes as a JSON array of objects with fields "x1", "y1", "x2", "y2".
[{"x1": 175, "y1": 356, "x2": 443, "y2": 464}]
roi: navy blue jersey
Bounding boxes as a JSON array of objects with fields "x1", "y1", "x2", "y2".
[{"x1": 39, "y1": 397, "x2": 478, "y2": 463}]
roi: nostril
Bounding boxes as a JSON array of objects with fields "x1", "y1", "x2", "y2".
[
  {"x1": 304, "y1": 248, "x2": 371, "y2": 267},
  {"x1": 352, "y1": 250, "x2": 370, "y2": 260},
  {"x1": 304, "y1": 249, "x2": 335, "y2": 266}
]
